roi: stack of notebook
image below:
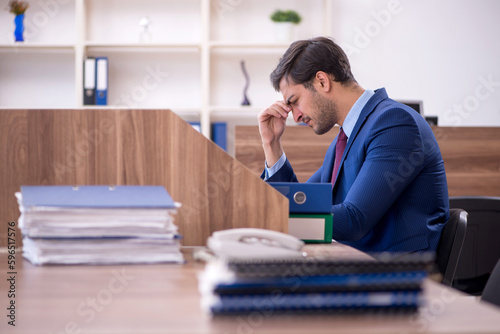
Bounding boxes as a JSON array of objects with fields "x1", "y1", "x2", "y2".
[
  {"x1": 199, "y1": 254, "x2": 434, "y2": 315},
  {"x1": 16, "y1": 185, "x2": 184, "y2": 265}
]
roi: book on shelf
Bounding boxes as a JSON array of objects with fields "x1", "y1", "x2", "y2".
[
  {"x1": 16, "y1": 185, "x2": 184, "y2": 265},
  {"x1": 188, "y1": 122, "x2": 226, "y2": 151},
  {"x1": 211, "y1": 122, "x2": 227, "y2": 151},
  {"x1": 198, "y1": 254, "x2": 435, "y2": 315},
  {"x1": 189, "y1": 122, "x2": 201, "y2": 133}
]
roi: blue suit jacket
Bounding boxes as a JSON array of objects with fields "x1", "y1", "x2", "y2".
[{"x1": 266, "y1": 88, "x2": 449, "y2": 253}]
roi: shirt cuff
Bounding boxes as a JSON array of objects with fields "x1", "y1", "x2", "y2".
[{"x1": 264, "y1": 153, "x2": 287, "y2": 181}]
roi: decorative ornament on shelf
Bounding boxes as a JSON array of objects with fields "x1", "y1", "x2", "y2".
[
  {"x1": 270, "y1": 9, "x2": 302, "y2": 43},
  {"x1": 7, "y1": 0, "x2": 29, "y2": 42},
  {"x1": 139, "y1": 16, "x2": 152, "y2": 43},
  {"x1": 240, "y1": 60, "x2": 251, "y2": 106}
]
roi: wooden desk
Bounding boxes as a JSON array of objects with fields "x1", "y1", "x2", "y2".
[{"x1": 1, "y1": 245, "x2": 500, "y2": 334}]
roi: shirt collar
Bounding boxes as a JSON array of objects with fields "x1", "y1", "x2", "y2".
[{"x1": 341, "y1": 89, "x2": 375, "y2": 140}]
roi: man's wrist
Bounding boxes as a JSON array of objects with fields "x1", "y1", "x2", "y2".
[
  {"x1": 262, "y1": 141, "x2": 283, "y2": 167},
  {"x1": 265, "y1": 152, "x2": 287, "y2": 180}
]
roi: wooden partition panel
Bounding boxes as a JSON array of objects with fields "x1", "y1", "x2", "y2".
[
  {"x1": 432, "y1": 127, "x2": 500, "y2": 196},
  {"x1": 235, "y1": 126, "x2": 500, "y2": 197},
  {"x1": 0, "y1": 110, "x2": 288, "y2": 248}
]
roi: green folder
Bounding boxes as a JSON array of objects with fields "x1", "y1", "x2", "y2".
[{"x1": 289, "y1": 213, "x2": 333, "y2": 244}]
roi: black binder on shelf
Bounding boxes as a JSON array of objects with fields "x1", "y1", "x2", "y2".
[{"x1": 83, "y1": 57, "x2": 96, "y2": 105}]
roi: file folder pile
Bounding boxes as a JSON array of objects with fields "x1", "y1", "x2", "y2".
[
  {"x1": 269, "y1": 183, "x2": 333, "y2": 243},
  {"x1": 16, "y1": 185, "x2": 184, "y2": 265},
  {"x1": 199, "y1": 254, "x2": 434, "y2": 315}
]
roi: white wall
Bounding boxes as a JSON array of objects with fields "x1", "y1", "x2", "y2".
[{"x1": 331, "y1": 0, "x2": 500, "y2": 126}]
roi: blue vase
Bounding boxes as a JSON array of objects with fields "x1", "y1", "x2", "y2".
[{"x1": 14, "y1": 14, "x2": 25, "y2": 42}]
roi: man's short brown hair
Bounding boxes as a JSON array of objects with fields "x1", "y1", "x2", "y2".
[{"x1": 270, "y1": 37, "x2": 356, "y2": 92}]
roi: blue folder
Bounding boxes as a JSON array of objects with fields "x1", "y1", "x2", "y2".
[
  {"x1": 214, "y1": 271, "x2": 427, "y2": 295},
  {"x1": 268, "y1": 182, "x2": 332, "y2": 213},
  {"x1": 95, "y1": 57, "x2": 108, "y2": 105},
  {"x1": 211, "y1": 122, "x2": 227, "y2": 151},
  {"x1": 20, "y1": 185, "x2": 175, "y2": 209}
]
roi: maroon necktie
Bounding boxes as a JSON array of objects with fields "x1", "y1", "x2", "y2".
[{"x1": 331, "y1": 128, "x2": 347, "y2": 186}]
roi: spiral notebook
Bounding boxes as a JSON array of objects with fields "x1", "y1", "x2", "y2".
[
  {"x1": 225, "y1": 253, "x2": 436, "y2": 277},
  {"x1": 210, "y1": 290, "x2": 422, "y2": 314},
  {"x1": 199, "y1": 253, "x2": 434, "y2": 315}
]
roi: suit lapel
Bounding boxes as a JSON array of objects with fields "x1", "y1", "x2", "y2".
[
  {"x1": 322, "y1": 137, "x2": 337, "y2": 183},
  {"x1": 330, "y1": 88, "x2": 389, "y2": 187}
]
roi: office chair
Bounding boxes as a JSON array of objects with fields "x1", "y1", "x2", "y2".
[
  {"x1": 449, "y1": 197, "x2": 500, "y2": 295},
  {"x1": 481, "y1": 258, "x2": 500, "y2": 308},
  {"x1": 435, "y1": 208, "x2": 468, "y2": 286}
]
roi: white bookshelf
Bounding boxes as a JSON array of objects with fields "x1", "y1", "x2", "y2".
[
  {"x1": 0, "y1": 44, "x2": 75, "y2": 49},
  {"x1": 0, "y1": 0, "x2": 333, "y2": 147}
]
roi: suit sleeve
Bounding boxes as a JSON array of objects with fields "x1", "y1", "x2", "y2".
[
  {"x1": 261, "y1": 158, "x2": 299, "y2": 182},
  {"x1": 261, "y1": 134, "x2": 335, "y2": 183},
  {"x1": 330, "y1": 108, "x2": 438, "y2": 241}
]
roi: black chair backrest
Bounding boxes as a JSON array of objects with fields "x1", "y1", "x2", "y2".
[
  {"x1": 482, "y1": 258, "x2": 500, "y2": 308},
  {"x1": 436, "y1": 208, "x2": 468, "y2": 286},
  {"x1": 449, "y1": 197, "x2": 500, "y2": 294}
]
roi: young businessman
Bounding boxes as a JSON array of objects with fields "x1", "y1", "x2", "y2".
[{"x1": 259, "y1": 37, "x2": 449, "y2": 253}]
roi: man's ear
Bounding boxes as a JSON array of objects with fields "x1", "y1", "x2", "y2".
[{"x1": 315, "y1": 71, "x2": 332, "y2": 92}]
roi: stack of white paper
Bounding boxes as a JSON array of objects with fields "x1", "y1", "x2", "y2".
[{"x1": 16, "y1": 185, "x2": 184, "y2": 265}]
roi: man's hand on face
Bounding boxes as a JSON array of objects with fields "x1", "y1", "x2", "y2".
[
  {"x1": 258, "y1": 100, "x2": 291, "y2": 144},
  {"x1": 257, "y1": 101, "x2": 292, "y2": 167}
]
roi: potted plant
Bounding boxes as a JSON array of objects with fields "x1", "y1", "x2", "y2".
[
  {"x1": 270, "y1": 9, "x2": 302, "y2": 42},
  {"x1": 7, "y1": 0, "x2": 29, "y2": 42}
]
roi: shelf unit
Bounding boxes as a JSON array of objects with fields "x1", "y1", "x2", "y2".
[{"x1": 0, "y1": 0, "x2": 333, "y2": 146}]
